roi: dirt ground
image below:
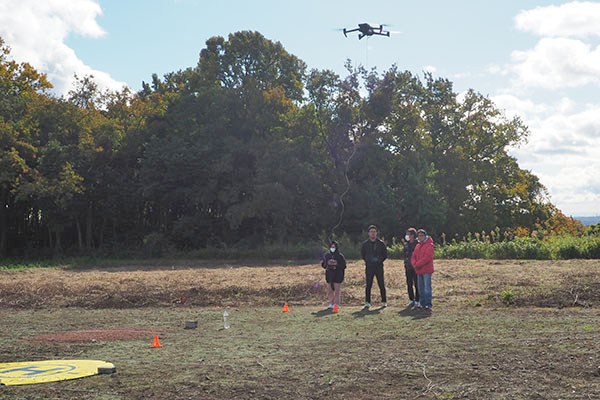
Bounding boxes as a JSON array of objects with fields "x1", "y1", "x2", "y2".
[
  {"x1": 28, "y1": 328, "x2": 162, "y2": 343},
  {"x1": 0, "y1": 259, "x2": 599, "y2": 399}
]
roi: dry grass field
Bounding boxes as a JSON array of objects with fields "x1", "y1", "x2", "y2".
[
  {"x1": 1, "y1": 259, "x2": 599, "y2": 309},
  {"x1": 1, "y1": 259, "x2": 599, "y2": 399}
]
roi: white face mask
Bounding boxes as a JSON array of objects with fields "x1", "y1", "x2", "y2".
[
  {"x1": 330, "y1": 247, "x2": 336, "y2": 253},
  {"x1": 405, "y1": 235, "x2": 411, "y2": 241}
]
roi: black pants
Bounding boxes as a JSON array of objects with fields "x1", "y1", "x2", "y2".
[
  {"x1": 365, "y1": 265, "x2": 386, "y2": 303},
  {"x1": 405, "y1": 266, "x2": 419, "y2": 302}
]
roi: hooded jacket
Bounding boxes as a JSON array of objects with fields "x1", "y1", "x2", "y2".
[
  {"x1": 411, "y1": 236, "x2": 435, "y2": 275},
  {"x1": 321, "y1": 249, "x2": 346, "y2": 285}
]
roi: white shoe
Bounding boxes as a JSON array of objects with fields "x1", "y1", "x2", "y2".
[
  {"x1": 364, "y1": 302, "x2": 371, "y2": 308},
  {"x1": 414, "y1": 302, "x2": 421, "y2": 308},
  {"x1": 381, "y1": 302, "x2": 387, "y2": 308},
  {"x1": 406, "y1": 301, "x2": 415, "y2": 307},
  {"x1": 327, "y1": 304, "x2": 334, "y2": 309}
]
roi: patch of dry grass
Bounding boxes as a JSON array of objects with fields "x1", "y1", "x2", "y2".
[{"x1": 0, "y1": 259, "x2": 598, "y2": 309}]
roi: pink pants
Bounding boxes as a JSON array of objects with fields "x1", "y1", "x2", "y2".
[{"x1": 327, "y1": 282, "x2": 342, "y2": 305}]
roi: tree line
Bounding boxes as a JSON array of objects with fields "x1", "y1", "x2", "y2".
[{"x1": 0, "y1": 32, "x2": 563, "y2": 257}]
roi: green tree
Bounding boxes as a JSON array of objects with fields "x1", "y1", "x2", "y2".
[
  {"x1": 0, "y1": 32, "x2": 568, "y2": 256},
  {"x1": 0, "y1": 37, "x2": 51, "y2": 256}
]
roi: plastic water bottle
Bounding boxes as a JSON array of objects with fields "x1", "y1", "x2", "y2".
[{"x1": 223, "y1": 309, "x2": 230, "y2": 329}]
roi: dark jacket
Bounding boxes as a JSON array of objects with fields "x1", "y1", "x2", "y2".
[
  {"x1": 361, "y1": 238, "x2": 388, "y2": 269},
  {"x1": 404, "y1": 240, "x2": 418, "y2": 270},
  {"x1": 321, "y1": 250, "x2": 347, "y2": 285}
]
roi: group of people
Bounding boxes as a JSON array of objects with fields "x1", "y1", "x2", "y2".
[{"x1": 321, "y1": 225, "x2": 434, "y2": 311}]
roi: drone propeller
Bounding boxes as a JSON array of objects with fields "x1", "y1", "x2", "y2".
[{"x1": 366, "y1": 23, "x2": 394, "y2": 27}]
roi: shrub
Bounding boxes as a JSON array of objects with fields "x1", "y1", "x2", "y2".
[
  {"x1": 501, "y1": 289, "x2": 514, "y2": 304},
  {"x1": 582, "y1": 237, "x2": 600, "y2": 258},
  {"x1": 388, "y1": 242, "x2": 405, "y2": 259},
  {"x1": 587, "y1": 223, "x2": 600, "y2": 237},
  {"x1": 437, "y1": 233, "x2": 600, "y2": 260},
  {"x1": 550, "y1": 236, "x2": 582, "y2": 259}
]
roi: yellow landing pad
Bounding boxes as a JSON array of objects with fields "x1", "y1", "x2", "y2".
[{"x1": 0, "y1": 360, "x2": 115, "y2": 386}]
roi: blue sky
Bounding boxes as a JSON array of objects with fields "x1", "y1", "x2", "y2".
[
  {"x1": 64, "y1": 1, "x2": 544, "y2": 94},
  {"x1": 1, "y1": 0, "x2": 600, "y2": 216}
]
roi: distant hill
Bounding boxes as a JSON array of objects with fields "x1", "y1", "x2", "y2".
[{"x1": 574, "y1": 216, "x2": 600, "y2": 226}]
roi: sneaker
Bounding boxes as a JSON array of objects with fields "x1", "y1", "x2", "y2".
[
  {"x1": 364, "y1": 302, "x2": 371, "y2": 309},
  {"x1": 415, "y1": 305, "x2": 423, "y2": 310},
  {"x1": 327, "y1": 304, "x2": 334, "y2": 309},
  {"x1": 406, "y1": 300, "x2": 415, "y2": 307},
  {"x1": 381, "y1": 302, "x2": 387, "y2": 308},
  {"x1": 424, "y1": 306, "x2": 432, "y2": 312},
  {"x1": 414, "y1": 302, "x2": 421, "y2": 308}
]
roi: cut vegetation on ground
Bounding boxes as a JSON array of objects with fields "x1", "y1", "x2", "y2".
[{"x1": 1, "y1": 259, "x2": 599, "y2": 399}]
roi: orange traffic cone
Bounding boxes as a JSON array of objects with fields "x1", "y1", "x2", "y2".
[
  {"x1": 150, "y1": 335, "x2": 162, "y2": 348},
  {"x1": 332, "y1": 304, "x2": 339, "y2": 313},
  {"x1": 282, "y1": 303, "x2": 289, "y2": 312}
]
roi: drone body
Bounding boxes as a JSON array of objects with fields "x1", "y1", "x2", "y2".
[{"x1": 343, "y1": 23, "x2": 390, "y2": 39}]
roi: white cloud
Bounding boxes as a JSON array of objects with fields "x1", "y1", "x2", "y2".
[
  {"x1": 515, "y1": 1, "x2": 600, "y2": 38},
  {"x1": 423, "y1": 65, "x2": 436, "y2": 73},
  {"x1": 486, "y1": 64, "x2": 508, "y2": 76},
  {"x1": 481, "y1": 2, "x2": 600, "y2": 215},
  {"x1": 491, "y1": 94, "x2": 548, "y2": 119},
  {"x1": 511, "y1": 101, "x2": 600, "y2": 157},
  {"x1": 498, "y1": 2, "x2": 600, "y2": 91},
  {"x1": 535, "y1": 162, "x2": 600, "y2": 216},
  {"x1": 451, "y1": 71, "x2": 471, "y2": 80},
  {"x1": 509, "y1": 37, "x2": 600, "y2": 89},
  {"x1": 558, "y1": 97, "x2": 576, "y2": 114},
  {"x1": 508, "y1": 102, "x2": 600, "y2": 215},
  {"x1": 0, "y1": 0, "x2": 126, "y2": 96}
]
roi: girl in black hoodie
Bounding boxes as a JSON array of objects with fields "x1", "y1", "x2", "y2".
[{"x1": 321, "y1": 240, "x2": 347, "y2": 309}]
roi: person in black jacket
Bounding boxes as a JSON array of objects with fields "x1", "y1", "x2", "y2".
[
  {"x1": 360, "y1": 225, "x2": 388, "y2": 308},
  {"x1": 403, "y1": 227, "x2": 419, "y2": 307},
  {"x1": 321, "y1": 240, "x2": 347, "y2": 309}
]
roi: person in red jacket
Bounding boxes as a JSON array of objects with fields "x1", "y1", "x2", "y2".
[{"x1": 411, "y1": 229, "x2": 434, "y2": 311}]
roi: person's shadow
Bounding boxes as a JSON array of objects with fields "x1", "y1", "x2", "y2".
[
  {"x1": 311, "y1": 309, "x2": 335, "y2": 317},
  {"x1": 351, "y1": 306, "x2": 384, "y2": 318},
  {"x1": 398, "y1": 306, "x2": 431, "y2": 320}
]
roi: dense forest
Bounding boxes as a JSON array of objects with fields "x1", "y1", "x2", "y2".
[{"x1": 0, "y1": 31, "x2": 573, "y2": 257}]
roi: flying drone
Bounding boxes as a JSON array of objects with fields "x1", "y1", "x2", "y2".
[{"x1": 343, "y1": 23, "x2": 391, "y2": 39}]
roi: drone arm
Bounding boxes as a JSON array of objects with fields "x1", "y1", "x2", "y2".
[{"x1": 344, "y1": 28, "x2": 359, "y2": 34}]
